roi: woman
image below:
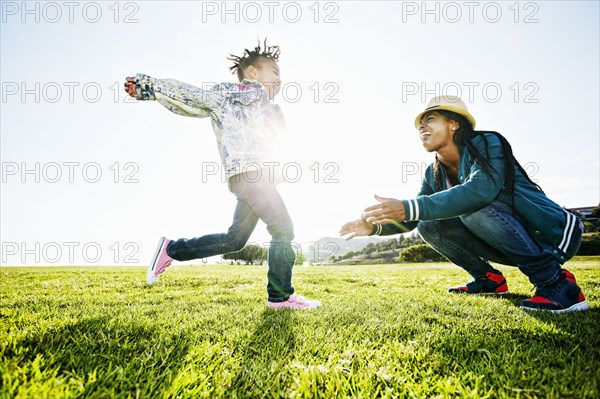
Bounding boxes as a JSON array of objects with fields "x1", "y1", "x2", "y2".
[{"x1": 340, "y1": 96, "x2": 588, "y2": 313}]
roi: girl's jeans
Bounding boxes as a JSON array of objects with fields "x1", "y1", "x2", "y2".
[{"x1": 166, "y1": 170, "x2": 295, "y2": 302}]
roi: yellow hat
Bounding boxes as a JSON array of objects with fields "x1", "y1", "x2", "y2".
[{"x1": 414, "y1": 95, "x2": 476, "y2": 129}]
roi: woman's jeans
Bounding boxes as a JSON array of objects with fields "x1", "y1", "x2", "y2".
[
  {"x1": 166, "y1": 171, "x2": 295, "y2": 302},
  {"x1": 417, "y1": 201, "x2": 583, "y2": 287}
]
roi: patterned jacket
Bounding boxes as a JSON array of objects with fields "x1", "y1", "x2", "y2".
[{"x1": 134, "y1": 73, "x2": 287, "y2": 179}]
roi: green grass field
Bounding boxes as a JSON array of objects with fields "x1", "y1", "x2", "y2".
[{"x1": 1, "y1": 258, "x2": 599, "y2": 398}]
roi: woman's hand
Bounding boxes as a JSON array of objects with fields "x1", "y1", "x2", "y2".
[
  {"x1": 339, "y1": 219, "x2": 373, "y2": 241},
  {"x1": 362, "y1": 195, "x2": 406, "y2": 225},
  {"x1": 123, "y1": 76, "x2": 137, "y2": 97}
]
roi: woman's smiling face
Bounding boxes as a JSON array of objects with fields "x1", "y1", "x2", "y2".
[{"x1": 418, "y1": 111, "x2": 459, "y2": 153}]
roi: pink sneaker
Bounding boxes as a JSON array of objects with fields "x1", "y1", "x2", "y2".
[
  {"x1": 146, "y1": 237, "x2": 173, "y2": 285},
  {"x1": 268, "y1": 294, "x2": 322, "y2": 310}
]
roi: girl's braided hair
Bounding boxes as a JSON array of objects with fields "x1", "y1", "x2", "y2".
[{"x1": 228, "y1": 39, "x2": 280, "y2": 81}]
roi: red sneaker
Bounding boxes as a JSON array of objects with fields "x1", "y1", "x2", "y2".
[
  {"x1": 448, "y1": 270, "x2": 509, "y2": 294},
  {"x1": 520, "y1": 271, "x2": 589, "y2": 313},
  {"x1": 560, "y1": 269, "x2": 577, "y2": 284}
]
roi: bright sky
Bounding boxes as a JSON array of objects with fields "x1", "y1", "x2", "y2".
[{"x1": 1, "y1": 1, "x2": 599, "y2": 266}]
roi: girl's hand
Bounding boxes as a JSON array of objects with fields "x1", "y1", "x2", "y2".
[{"x1": 124, "y1": 76, "x2": 137, "y2": 97}]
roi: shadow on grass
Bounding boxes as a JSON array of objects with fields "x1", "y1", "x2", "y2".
[
  {"x1": 501, "y1": 292, "x2": 530, "y2": 304},
  {"x1": 499, "y1": 290, "x2": 599, "y2": 320},
  {"x1": 230, "y1": 308, "x2": 296, "y2": 395},
  {"x1": 516, "y1": 299, "x2": 600, "y2": 334},
  {"x1": 480, "y1": 292, "x2": 600, "y2": 324},
  {"x1": 9, "y1": 317, "x2": 191, "y2": 397},
  {"x1": 487, "y1": 288, "x2": 600, "y2": 351}
]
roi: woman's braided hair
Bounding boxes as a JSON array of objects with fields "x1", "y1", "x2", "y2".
[{"x1": 432, "y1": 110, "x2": 543, "y2": 210}]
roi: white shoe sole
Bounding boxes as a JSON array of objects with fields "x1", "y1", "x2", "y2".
[
  {"x1": 520, "y1": 300, "x2": 590, "y2": 314},
  {"x1": 448, "y1": 290, "x2": 510, "y2": 295},
  {"x1": 478, "y1": 291, "x2": 510, "y2": 295},
  {"x1": 147, "y1": 237, "x2": 167, "y2": 285},
  {"x1": 268, "y1": 300, "x2": 322, "y2": 310}
]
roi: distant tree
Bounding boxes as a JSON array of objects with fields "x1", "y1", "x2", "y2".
[
  {"x1": 295, "y1": 252, "x2": 307, "y2": 265},
  {"x1": 223, "y1": 244, "x2": 266, "y2": 265},
  {"x1": 381, "y1": 239, "x2": 395, "y2": 251},
  {"x1": 577, "y1": 233, "x2": 600, "y2": 255},
  {"x1": 399, "y1": 244, "x2": 447, "y2": 263},
  {"x1": 364, "y1": 243, "x2": 377, "y2": 254},
  {"x1": 583, "y1": 221, "x2": 595, "y2": 233},
  {"x1": 222, "y1": 248, "x2": 240, "y2": 264}
]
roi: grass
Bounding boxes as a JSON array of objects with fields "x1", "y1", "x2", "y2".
[{"x1": 1, "y1": 257, "x2": 599, "y2": 398}]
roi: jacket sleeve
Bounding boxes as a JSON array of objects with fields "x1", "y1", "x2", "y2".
[
  {"x1": 371, "y1": 167, "x2": 435, "y2": 236},
  {"x1": 134, "y1": 73, "x2": 225, "y2": 118},
  {"x1": 402, "y1": 134, "x2": 506, "y2": 222}
]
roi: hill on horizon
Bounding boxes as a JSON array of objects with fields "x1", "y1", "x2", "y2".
[{"x1": 300, "y1": 236, "x2": 388, "y2": 263}]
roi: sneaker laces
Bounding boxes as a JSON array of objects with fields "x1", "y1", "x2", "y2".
[
  {"x1": 464, "y1": 278, "x2": 476, "y2": 288},
  {"x1": 291, "y1": 294, "x2": 307, "y2": 303},
  {"x1": 532, "y1": 278, "x2": 567, "y2": 299},
  {"x1": 465, "y1": 276, "x2": 487, "y2": 287}
]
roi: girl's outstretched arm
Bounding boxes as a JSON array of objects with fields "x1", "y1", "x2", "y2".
[{"x1": 124, "y1": 74, "x2": 227, "y2": 118}]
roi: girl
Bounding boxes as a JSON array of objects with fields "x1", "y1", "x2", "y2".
[{"x1": 125, "y1": 41, "x2": 321, "y2": 310}]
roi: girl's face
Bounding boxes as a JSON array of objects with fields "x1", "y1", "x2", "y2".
[
  {"x1": 245, "y1": 58, "x2": 281, "y2": 100},
  {"x1": 418, "y1": 111, "x2": 459, "y2": 153}
]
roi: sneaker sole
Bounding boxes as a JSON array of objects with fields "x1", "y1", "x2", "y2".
[
  {"x1": 147, "y1": 237, "x2": 167, "y2": 285},
  {"x1": 448, "y1": 290, "x2": 510, "y2": 295},
  {"x1": 268, "y1": 302, "x2": 322, "y2": 310},
  {"x1": 520, "y1": 300, "x2": 590, "y2": 314},
  {"x1": 478, "y1": 291, "x2": 510, "y2": 295}
]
